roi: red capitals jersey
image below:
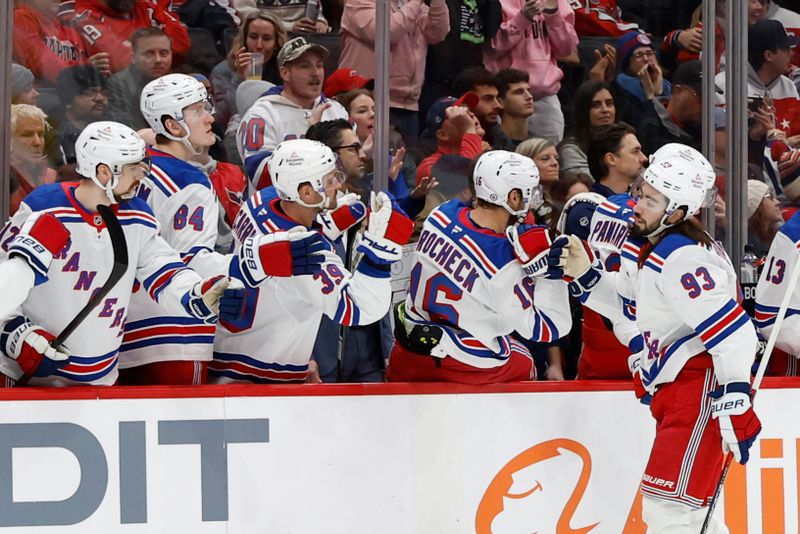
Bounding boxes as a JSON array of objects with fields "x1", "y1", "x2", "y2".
[
  {"x1": 568, "y1": 0, "x2": 639, "y2": 37},
  {"x1": 59, "y1": 0, "x2": 190, "y2": 73},
  {"x1": 13, "y1": 6, "x2": 89, "y2": 85}
]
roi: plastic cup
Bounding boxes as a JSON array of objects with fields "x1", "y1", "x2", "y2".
[{"x1": 247, "y1": 53, "x2": 264, "y2": 80}]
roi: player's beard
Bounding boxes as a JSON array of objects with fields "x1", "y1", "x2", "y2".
[{"x1": 629, "y1": 216, "x2": 660, "y2": 238}]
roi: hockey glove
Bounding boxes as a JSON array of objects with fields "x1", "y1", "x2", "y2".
[
  {"x1": 547, "y1": 235, "x2": 601, "y2": 297},
  {"x1": 5, "y1": 320, "x2": 69, "y2": 378},
  {"x1": 506, "y1": 224, "x2": 554, "y2": 277},
  {"x1": 358, "y1": 191, "x2": 414, "y2": 265},
  {"x1": 317, "y1": 193, "x2": 367, "y2": 242},
  {"x1": 184, "y1": 276, "x2": 240, "y2": 324},
  {"x1": 238, "y1": 227, "x2": 326, "y2": 286},
  {"x1": 217, "y1": 278, "x2": 246, "y2": 323},
  {"x1": 7, "y1": 212, "x2": 70, "y2": 285},
  {"x1": 709, "y1": 382, "x2": 762, "y2": 464},
  {"x1": 627, "y1": 336, "x2": 652, "y2": 405}
]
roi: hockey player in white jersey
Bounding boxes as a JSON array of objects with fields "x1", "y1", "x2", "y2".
[
  {"x1": 755, "y1": 209, "x2": 800, "y2": 375},
  {"x1": 121, "y1": 73, "x2": 326, "y2": 385},
  {"x1": 386, "y1": 150, "x2": 571, "y2": 384},
  {"x1": 554, "y1": 152, "x2": 761, "y2": 533},
  {"x1": 236, "y1": 36, "x2": 349, "y2": 192},
  {"x1": 211, "y1": 139, "x2": 414, "y2": 383},
  {"x1": 0, "y1": 122, "x2": 244, "y2": 387}
]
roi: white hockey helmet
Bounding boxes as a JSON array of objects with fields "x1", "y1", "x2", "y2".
[
  {"x1": 140, "y1": 74, "x2": 209, "y2": 143},
  {"x1": 649, "y1": 143, "x2": 715, "y2": 188},
  {"x1": 267, "y1": 139, "x2": 344, "y2": 209},
  {"x1": 75, "y1": 121, "x2": 147, "y2": 204},
  {"x1": 635, "y1": 156, "x2": 713, "y2": 236},
  {"x1": 472, "y1": 150, "x2": 541, "y2": 221}
]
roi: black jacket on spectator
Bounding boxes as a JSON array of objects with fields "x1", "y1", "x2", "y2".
[
  {"x1": 419, "y1": 0, "x2": 502, "y2": 124},
  {"x1": 179, "y1": 0, "x2": 238, "y2": 56},
  {"x1": 637, "y1": 99, "x2": 699, "y2": 156}
]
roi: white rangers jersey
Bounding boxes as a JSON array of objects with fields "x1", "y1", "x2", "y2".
[
  {"x1": 211, "y1": 188, "x2": 391, "y2": 383},
  {"x1": 402, "y1": 200, "x2": 571, "y2": 369},
  {"x1": 755, "y1": 210, "x2": 800, "y2": 361},
  {"x1": 120, "y1": 148, "x2": 235, "y2": 368},
  {"x1": 236, "y1": 88, "x2": 349, "y2": 191},
  {"x1": 587, "y1": 231, "x2": 757, "y2": 392},
  {"x1": 0, "y1": 183, "x2": 202, "y2": 386}
]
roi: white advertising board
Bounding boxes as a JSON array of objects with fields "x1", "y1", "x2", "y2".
[{"x1": 0, "y1": 384, "x2": 796, "y2": 533}]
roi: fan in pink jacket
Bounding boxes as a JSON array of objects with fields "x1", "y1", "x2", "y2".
[
  {"x1": 484, "y1": 0, "x2": 578, "y2": 144},
  {"x1": 339, "y1": 0, "x2": 450, "y2": 146}
]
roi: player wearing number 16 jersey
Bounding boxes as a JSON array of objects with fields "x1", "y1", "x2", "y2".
[
  {"x1": 211, "y1": 139, "x2": 413, "y2": 383},
  {"x1": 558, "y1": 150, "x2": 761, "y2": 532},
  {"x1": 387, "y1": 150, "x2": 572, "y2": 384}
]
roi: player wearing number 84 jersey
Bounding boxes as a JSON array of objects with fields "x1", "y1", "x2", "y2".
[
  {"x1": 387, "y1": 150, "x2": 572, "y2": 384},
  {"x1": 121, "y1": 74, "x2": 324, "y2": 385}
]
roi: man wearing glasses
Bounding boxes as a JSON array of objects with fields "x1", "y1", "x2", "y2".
[
  {"x1": 614, "y1": 31, "x2": 671, "y2": 131},
  {"x1": 211, "y1": 139, "x2": 414, "y2": 384}
]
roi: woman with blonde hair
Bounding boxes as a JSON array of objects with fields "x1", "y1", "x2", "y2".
[
  {"x1": 516, "y1": 137, "x2": 560, "y2": 229},
  {"x1": 210, "y1": 12, "x2": 287, "y2": 127}
]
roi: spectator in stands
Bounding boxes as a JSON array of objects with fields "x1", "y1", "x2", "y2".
[
  {"x1": 416, "y1": 93, "x2": 483, "y2": 186},
  {"x1": 551, "y1": 171, "x2": 593, "y2": 206},
  {"x1": 516, "y1": 137, "x2": 559, "y2": 227},
  {"x1": 484, "y1": 0, "x2": 577, "y2": 144},
  {"x1": 586, "y1": 122, "x2": 646, "y2": 197},
  {"x1": 340, "y1": 0, "x2": 450, "y2": 146},
  {"x1": 13, "y1": 0, "x2": 110, "y2": 86},
  {"x1": 233, "y1": 0, "x2": 331, "y2": 33},
  {"x1": 661, "y1": 0, "x2": 725, "y2": 72},
  {"x1": 638, "y1": 59, "x2": 703, "y2": 155},
  {"x1": 11, "y1": 64, "x2": 39, "y2": 105},
  {"x1": 717, "y1": 20, "x2": 800, "y2": 147},
  {"x1": 60, "y1": 0, "x2": 190, "y2": 73},
  {"x1": 211, "y1": 12, "x2": 286, "y2": 129},
  {"x1": 54, "y1": 65, "x2": 108, "y2": 170},
  {"x1": 421, "y1": 0, "x2": 501, "y2": 119},
  {"x1": 493, "y1": 69, "x2": 534, "y2": 152},
  {"x1": 748, "y1": 179, "x2": 783, "y2": 255},
  {"x1": 10, "y1": 104, "x2": 57, "y2": 215},
  {"x1": 559, "y1": 80, "x2": 617, "y2": 175},
  {"x1": 452, "y1": 67, "x2": 503, "y2": 147},
  {"x1": 237, "y1": 37, "x2": 349, "y2": 191},
  {"x1": 614, "y1": 31, "x2": 671, "y2": 130},
  {"x1": 107, "y1": 28, "x2": 174, "y2": 131},
  {"x1": 761, "y1": 0, "x2": 800, "y2": 67},
  {"x1": 571, "y1": 0, "x2": 639, "y2": 37},
  {"x1": 323, "y1": 68, "x2": 373, "y2": 99}
]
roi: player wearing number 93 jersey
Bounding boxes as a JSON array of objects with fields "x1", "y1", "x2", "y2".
[
  {"x1": 211, "y1": 139, "x2": 414, "y2": 383},
  {"x1": 387, "y1": 150, "x2": 572, "y2": 384},
  {"x1": 560, "y1": 148, "x2": 761, "y2": 532}
]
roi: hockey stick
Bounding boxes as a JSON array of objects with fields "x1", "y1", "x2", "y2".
[
  {"x1": 700, "y1": 251, "x2": 800, "y2": 532},
  {"x1": 17, "y1": 205, "x2": 128, "y2": 385},
  {"x1": 336, "y1": 225, "x2": 358, "y2": 382},
  {"x1": 54, "y1": 204, "x2": 129, "y2": 346}
]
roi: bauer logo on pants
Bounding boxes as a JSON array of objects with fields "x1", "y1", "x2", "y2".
[{"x1": 475, "y1": 438, "x2": 599, "y2": 534}]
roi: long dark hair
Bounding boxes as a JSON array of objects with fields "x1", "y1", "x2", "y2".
[
  {"x1": 639, "y1": 217, "x2": 714, "y2": 264},
  {"x1": 570, "y1": 80, "x2": 616, "y2": 150}
]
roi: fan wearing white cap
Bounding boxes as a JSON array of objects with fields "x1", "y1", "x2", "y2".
[
  {"x1": 553, "y1": 146, "x2": 761, "y2": 533},
  {"x1": 0, "y1": 121, "x2": 248, "y2": 387},
  {"x1": 211, "y1": 139, "x2": 415, "y2": 384},
  {"x1": 119, "y1": 75, "x2": 327, "y2": 386},
  {"x1": 386, "y1": 149, "x2": 571, "y2": 384}
]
